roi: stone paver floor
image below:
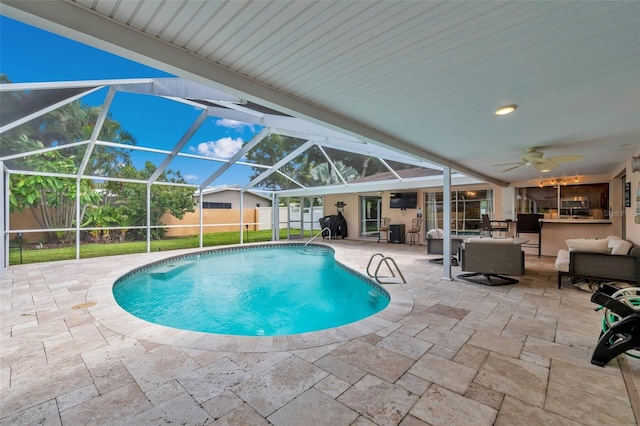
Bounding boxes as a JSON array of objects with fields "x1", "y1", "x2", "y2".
[{"x1": 1, "y1": 239, "x2": 639, "y2": 425}]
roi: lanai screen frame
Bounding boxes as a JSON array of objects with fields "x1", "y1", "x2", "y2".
[{"x1": 1, "y1": 77, "x2": 480, "y2": 275}]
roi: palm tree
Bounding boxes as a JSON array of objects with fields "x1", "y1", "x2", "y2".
[{"x1": 311, "y1": 161, "x2": 359, "y2": 185}]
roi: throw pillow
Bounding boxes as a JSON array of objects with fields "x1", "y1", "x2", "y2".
[
  {"x1": 565, "y1": 238, "x2": 609, "y2": 253},
  {"x1": 610, "y1": 239, "x2": 633, "y2": 255}
]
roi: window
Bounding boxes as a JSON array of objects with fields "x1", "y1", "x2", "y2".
[
  {"x1": 516, "y1": 183, "x2": 609, "y2": 219},
  {"x1": 202, "y1": 202, "x2": 232, "y2": 209},
  {"x1": 425, "y1": 189, "x2": 494, "y2": 235}
]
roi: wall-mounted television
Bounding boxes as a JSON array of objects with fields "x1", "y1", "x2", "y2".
[{"x1": 390, "y1": 192, "x2": 417, "y2": 209}]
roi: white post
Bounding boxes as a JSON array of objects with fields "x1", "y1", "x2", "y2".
[
  {"x1": 273, "y1": 194, "x2": 279, "y2": 241},
  {"x1": 146, "y1": 185, "x2": 151, "y2": 253},
  {"x1": 198, "y1": 188, "x2": 203, "y2": 248},
  {"x1": 1, "y1": 161, "x2": 7, "y2": 272},
  {"x1": 442, "y1": 167, "x2": 452, "y2": 280},
  {"x1": 76, "y1": 178, "x2": 81, "y2": 259},
  {"x1": 240, "y1": 190, "x2": 244, "y2": 244}
]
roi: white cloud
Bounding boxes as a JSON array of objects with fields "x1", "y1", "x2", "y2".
[
  {"x1": 216, "y1": 118, "x2": 254, "y2": 131},
  {"x1": 183, "y1": 174, "x2": 199, "y2": 182},
  {"x1": 195, "y1": 137, "x2": 243, "y2": 159}
]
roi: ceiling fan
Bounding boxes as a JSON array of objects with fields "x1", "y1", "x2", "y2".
[{"x1": 498, "y1": 147, "x2": 583, "y2": 172}]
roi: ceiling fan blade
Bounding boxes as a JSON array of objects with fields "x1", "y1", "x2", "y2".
[
  {"x1": 534, "y1": 160, "x2": 559, "y2": 171},
  {"x1": 501, "y1": 164, "x2": 524, "y2": 172},
  {"x1": 546, "y1": 154, "x2": 584, "y2": 163},
  {"x1": 493, "y1": 161, "x2": 523, "y2": 166}
]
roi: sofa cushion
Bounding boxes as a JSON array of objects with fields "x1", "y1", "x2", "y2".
[
  {"x1": 565, "y1": 238, "x2": 609, "y2": 253},
  {"x1": 555, "y1": 249, "x2": 569, "y2": 272},
  {"x1": 427, "y1": 229, "x2": 444, "y2": 239},
  {"x1": 466, "y1": 237, "x2": 515, "y2": 244},
  {"x1": 609, "y1": 239, "x2": 633, "y2": 255}
]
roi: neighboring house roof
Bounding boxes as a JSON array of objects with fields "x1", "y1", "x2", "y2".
[{"x1": 199, "y1": 185, "x2": 272, "y2": 201}]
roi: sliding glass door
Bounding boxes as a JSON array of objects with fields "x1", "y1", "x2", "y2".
[
  {"x1": 360, "y1": 196, "x2": 382, "y2": 238},
  {"x1": 425, "y1": 190, "x2": 493, "y2": 235}
]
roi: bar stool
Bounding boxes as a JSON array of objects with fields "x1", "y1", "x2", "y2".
[{"x1": 516, "y1": 213, "x2": 543, "y2": 257}]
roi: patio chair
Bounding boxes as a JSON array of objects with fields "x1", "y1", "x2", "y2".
[
  {"x1": 457, "y1": 237, "x2": 525, "y2": 285},
  {"x1": 481, "y1": 214, "x2": 509, "y2": 237},
  {"x1": 406, "y1": 218, "x2": 422, "y2": 245},
  {"x1": 426, "y1": 228, "x2": 463, "y2": 266},
  {"x1": 378, "y1": 217, "x2": 390, "y2": 243}
]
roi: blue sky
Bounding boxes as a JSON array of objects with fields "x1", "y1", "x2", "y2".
[{"x1": 0, "y1": 16, "x2": 261, "y2": 186}]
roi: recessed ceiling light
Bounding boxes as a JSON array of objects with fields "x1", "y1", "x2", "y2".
[{"x1": 495, "y1": 104, "x2": 517, "y2": 115}]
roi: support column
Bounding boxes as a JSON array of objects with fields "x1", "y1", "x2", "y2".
[
  {"x1": 198, "y1": 188, "x2": 203, "y2": 248},
  {"x1": 76, "y1": 178, "x2": 81, "y2": 260},
  {"x1": 1, "y1": 162, "x2": 7, "y2": 272},
  {"x1": 272, "y1": 194, "x2": 279, "y2": 241},
  {"x1": 146, "y1": 185, "x2": 151, "y2": 253},
  {"x1": 442, "y1": 167, "x2": 452, "y2": 280},
  {"x1": 239, "y1": 190, "x2": 244, "y2": 244}
]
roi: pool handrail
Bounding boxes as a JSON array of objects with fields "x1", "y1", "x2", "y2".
[
  {"x1": 366, "y1": 253, "x2": 406, "y2": 284},
  {"x1": 304, "y1": 227, "x2": 331, "y2": 247}
]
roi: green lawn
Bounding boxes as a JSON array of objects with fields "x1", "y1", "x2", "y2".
[{"x1": 9, "y1": 229, "x2": 314, "y2": 265}]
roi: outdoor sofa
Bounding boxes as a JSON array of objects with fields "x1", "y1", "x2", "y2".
[{"x1": 555, "y1": 236, "x2": 640, "y2": 289}]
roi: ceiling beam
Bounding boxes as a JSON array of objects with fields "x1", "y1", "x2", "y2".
[{"x1": 277, "y1": 175, "x2": 484, "y2": 197}]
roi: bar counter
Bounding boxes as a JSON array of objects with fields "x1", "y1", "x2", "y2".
[{"x1": 532, "y1": 219, "x2": 613, "y2": 257}]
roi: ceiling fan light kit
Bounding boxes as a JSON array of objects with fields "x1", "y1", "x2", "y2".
[{"x1": 538, "y1": 177, "x2": 581, "y2": 187}]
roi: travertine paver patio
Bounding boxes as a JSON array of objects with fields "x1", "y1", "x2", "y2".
[{"x1": 1, "y1": 239, "x2": 639, "y2": 425}]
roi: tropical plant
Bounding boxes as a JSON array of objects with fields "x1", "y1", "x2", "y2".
[
  {"x1": 3, "y1": 73, "x2": 137, "y2": 243},
  {"x1": 81, "y1": 205, "x2": 119, "y2": 242},
  {"x1": 115, "y1": 162, "x2": 195, "y2": 240},
  {"x1": 310, "y1": 161, "x2": 359, "y2": 185},
  {"x1": 9, "y1": 149, "x2": 102, "y2": 243}
]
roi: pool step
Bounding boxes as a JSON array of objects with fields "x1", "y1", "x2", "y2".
[
  {"x1": 299, "y1": 246, "x2": 332, "y2": 255},
  {"x1": 148, "y1": 260, "x2": 195, "y2": 276}
]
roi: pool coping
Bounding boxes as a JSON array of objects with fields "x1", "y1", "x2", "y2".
[{"x1": 87, "y1": 241, "x2": 415, "y2": 352}]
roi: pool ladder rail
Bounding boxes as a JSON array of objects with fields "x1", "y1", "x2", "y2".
[
  {"x1": 367, "y1": 253, "x2": 406, "y2": 284},
  {"x1": 304, "y1": 227, "x2": 331, "y2": 248}
]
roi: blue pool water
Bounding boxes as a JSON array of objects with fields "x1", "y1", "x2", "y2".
[{"x1": 113, "y1": 244, "x2": 389, "y2": 336}]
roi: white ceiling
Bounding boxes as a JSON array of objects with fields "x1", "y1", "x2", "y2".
[{"x1": 3, "y1": 0, "x2": 639, "y2": 187}]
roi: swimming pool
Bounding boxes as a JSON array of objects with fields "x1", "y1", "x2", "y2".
[{"x1": 113, "y1": 244, "x2": 390, "y2": 336}]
